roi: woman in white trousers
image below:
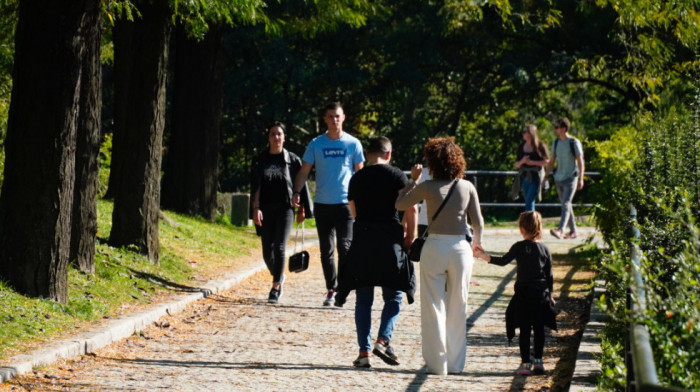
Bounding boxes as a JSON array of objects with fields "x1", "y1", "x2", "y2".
[{"x1": 396, "y1": 137, "x2": 484, "y2": 375}]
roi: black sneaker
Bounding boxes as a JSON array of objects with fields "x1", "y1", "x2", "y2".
[
  {"x1": 373, "y1": 340, "x2": 399, "y2": 365},
  {"x1": 268, "y1": 288, "x2": 280, "y2": 304}
]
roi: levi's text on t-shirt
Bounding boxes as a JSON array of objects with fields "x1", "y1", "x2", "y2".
[{"x1": 323, "y1": 148, "x2": 346, "y2": 158}]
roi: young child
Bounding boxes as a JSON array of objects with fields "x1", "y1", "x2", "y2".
[{"x1": 474, "y1": 211, "x2": 558, "y2": 376}]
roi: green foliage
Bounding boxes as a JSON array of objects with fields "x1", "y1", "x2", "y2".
[{"x1": 593, "y1": 102, "x2": 700, "y2": 390}]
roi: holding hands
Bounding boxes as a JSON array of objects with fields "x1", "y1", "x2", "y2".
[{"x1": 473, "y1": 244, "x2": 490, "y2": 262}]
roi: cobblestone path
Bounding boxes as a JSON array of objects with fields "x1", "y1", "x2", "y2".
[{"x1": 2, "y1": 228, "x2": 598, "y2": 392}]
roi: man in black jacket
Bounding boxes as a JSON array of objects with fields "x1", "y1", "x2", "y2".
[{"x1": 338, "y1": 136, "x2": 417, "y2": 368}]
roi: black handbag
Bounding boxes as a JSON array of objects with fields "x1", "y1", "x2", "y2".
[
  {"x1": 288, "y1": 220, "x2": 309, "y2": 273},
  {"x1": 408, "y1": 179, "x2": 459, "y2": 262}
]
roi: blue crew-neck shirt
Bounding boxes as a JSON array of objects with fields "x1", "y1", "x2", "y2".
[{"x1": 302, "y1": 132, "x2": 365, "y2": 204}]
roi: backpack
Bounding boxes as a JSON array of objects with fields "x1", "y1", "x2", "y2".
[
  {"x1": 554, "y1": 137, "x2": 578, "y2": 159},
  {"x1": 554, "y1": 137, "x2": 580, "y2": 177}
]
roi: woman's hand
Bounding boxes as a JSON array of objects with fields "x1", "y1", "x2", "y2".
[{"x1": 410, "y1": 164, "x2": 423, "y2": 182}]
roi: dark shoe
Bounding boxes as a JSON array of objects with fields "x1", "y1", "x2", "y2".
[
  {"x1": 532, "y1": 358, "x2": 545, "y2": 374},
  {"x1": 517, "y1": 362, "x2": 531, "y2": 376},
  {"x1": 372, "y1": 339, "x2": 399, "y2": 365},
  {"x1": 323, "y1": 290, "x2": 336, "y2": 306},
  {"x1": 353, "y1": 352, "x2": 371, "y2": 368},
  {"x1": 267, "y1": 288, "x2": 280, "y2": 304}
]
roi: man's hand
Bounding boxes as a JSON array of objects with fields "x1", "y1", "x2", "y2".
[
  {"x1": 291, "y1": 192, "x2": 301, "y2": 207},
  {"x1": 577, "y1": 177, "x2": 584, "y2": 190},
  {"x1": 253, "y1": 209, "x2": 263, "y2": 226}
]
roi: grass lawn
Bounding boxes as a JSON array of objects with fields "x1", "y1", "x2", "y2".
[{"x1": 0, "y1": 199, "x2": 262, "y2": 361}]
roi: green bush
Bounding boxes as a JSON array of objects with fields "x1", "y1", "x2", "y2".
[{"x1": 592, "y1": 105, "x2": 700, "y2": 390}]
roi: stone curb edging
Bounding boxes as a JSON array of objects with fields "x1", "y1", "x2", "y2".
[
  {"x1": 0, "y1": 239, "x2": 319, "y2": 384},
  {"x1": 568, "y1": 279, "x2": 607, "y2": 391}
]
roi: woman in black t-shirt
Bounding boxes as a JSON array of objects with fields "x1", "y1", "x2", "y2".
[
  {"x1": 514, "y1": 124, "x2": 549, "y2": 211},
  {"x1": 250, "y1": 123, "x2": 312, "y2": 304}
]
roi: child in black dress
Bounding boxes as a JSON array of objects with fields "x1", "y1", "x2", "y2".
[{"x1": 474, "y1": 211, "x2": 557, "y2": 376}]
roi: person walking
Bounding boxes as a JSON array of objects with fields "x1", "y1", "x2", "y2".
[
  {"x1": 335, "y1": 136, "x2": 418, "y2": 368},
  {"x1": 292, "y1": 102, "x2": 365, "y2": 306},
  {"x1": 511, "y1": 124, "x2": 549, "y2": 211},
  {"x1": 250, "y1": 123, "x2": 313, "y2": 304},
  {"x1": 543, "y1": 117, "x2": 584, "y2": 239},
  {"x1": 395, "y1": 137, "x2": 484, "y2": 376},
  {"x1": 473, "y1": 211, "x2": 558, "y2": 376}
]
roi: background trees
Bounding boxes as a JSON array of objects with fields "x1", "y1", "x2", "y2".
[
  {"x1": 0, "y1": 0, "x2": 696, "y2": 388},
  {"x1": 0, "y1": 0, "x2": 98, "y2": 302}
]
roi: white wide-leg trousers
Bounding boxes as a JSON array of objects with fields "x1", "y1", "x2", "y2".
[{"x1": 419, "y1": 233, "x2": 474, "y2": 375}]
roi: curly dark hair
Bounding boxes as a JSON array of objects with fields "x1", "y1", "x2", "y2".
[{"x1": 423, "y1": 137, "x2": 466, "y2": 180}]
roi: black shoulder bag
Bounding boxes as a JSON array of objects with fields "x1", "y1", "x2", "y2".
[{"x1": 408, "y1": 179, "x2": 459, "y2": 262}]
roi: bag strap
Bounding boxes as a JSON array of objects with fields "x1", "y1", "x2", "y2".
[
  {"x1": 420, "y1": 179, "x2": 459, "y2": 239},
  {"x1": 293, "y1": 213, "x2": 305, "y2": 253}
]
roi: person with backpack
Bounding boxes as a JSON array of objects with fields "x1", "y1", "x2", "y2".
[{"x1": 543, "y1": 117, "x2": 584, "y2": 239}]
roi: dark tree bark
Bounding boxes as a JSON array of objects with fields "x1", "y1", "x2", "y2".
[
  {"x1": 161, "y1": 25, "x2": 224, "y2": 221},
  {"x1": 108, "y1": 1, "x2": 171, "y2": 263},
  {"x1": 0, "y1": 0, "x2": 94, "y2": 303},
  {"x1": 71, "y1": 2, "x2": 102, "y2": 273}
]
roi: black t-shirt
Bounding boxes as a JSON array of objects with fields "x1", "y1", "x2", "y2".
[
  {"x1": 259, "y1": 152, "x2": 289, "y2": 208},
  {"x1": 348, "y1": 164, "x2": 408, "y2": 224},
  {"x1": 490, "y1": 240, "x2": 553, "y2": 292},
  {"x1": 516, "y1": 142, "x2": 549, "y2": 169}
]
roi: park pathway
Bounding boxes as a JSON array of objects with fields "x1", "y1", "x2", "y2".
[{"x1": 2, "y1": 228, "x2": 599, "y2": 392}]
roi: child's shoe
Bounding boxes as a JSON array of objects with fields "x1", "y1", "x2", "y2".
[
  {"x1": 532, "y1": 358, "x2": 546, "y2": 374},
  {"x1": 517, "y1": 362, "x2": 531, "y2": 376}
]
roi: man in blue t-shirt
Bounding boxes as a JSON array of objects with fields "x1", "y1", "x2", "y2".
[
  {"x1": 292, "y1": 102, "x2": 365, "y2": 306},
  {"x1": 543, "y1": 117, "x2": 585, "y2": 239}
]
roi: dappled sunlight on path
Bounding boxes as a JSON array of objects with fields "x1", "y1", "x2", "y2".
[{"x1": 2, "y1": 227, "x2": 599, "y2": 392}]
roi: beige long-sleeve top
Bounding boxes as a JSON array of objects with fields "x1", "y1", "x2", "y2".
[{"x1": 395, "y1": 179, "x2": 484, "y2": 245}]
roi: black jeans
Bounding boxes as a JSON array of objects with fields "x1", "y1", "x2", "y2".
[
  {"x1": 314, "y1": 203, "x2": 353, "y2": 291},
  {"x1": 519, "y1": 321, "x2": 545, "y2": 362},
  {"x1": 259, "y1": 204, "x2": 295, "y2": 283}
]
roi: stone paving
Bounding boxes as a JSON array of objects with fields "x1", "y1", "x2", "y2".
[{"x1": 1, "y1": 228, "x2": 601, "y2": 392}]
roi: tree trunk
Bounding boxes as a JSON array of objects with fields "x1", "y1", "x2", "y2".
[
  {"x1": 161, "y1": 25, "x2": 224, "y2": 221},
  {"x1": 0, "y1": 0, "x2": 91, "y2": 303},
  {"x1": 108, "y1": 1, "x2": 171, "y2": 263},
  {"x1": 71, "y1": 2, "x2": 102, "y2": 274}
]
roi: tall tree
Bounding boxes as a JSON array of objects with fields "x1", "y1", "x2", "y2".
[
  {"x1": 108, "y1": 0, "x2": 171, "y2": 263},
  {"x1": 161, "y1": 24, "x2": 224, "y2": 220},
  {"x1": 0, "y1": 0, "x2": 94, "y2": 302},
  {"x1": 71, "y1": 1, "x2": 102, "y2": 273}
]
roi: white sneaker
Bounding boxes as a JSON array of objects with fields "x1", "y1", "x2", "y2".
[{"x1": 323, "y1": 290, "x2": 336, "y2": 306}]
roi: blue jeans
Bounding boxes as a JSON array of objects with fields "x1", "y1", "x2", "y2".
[
  {"x1": 355, "y1": 286, "x2": 402, "y2": 353},
  {"x1": 521, "y1": 175, "x2": 539, "y2": 212},
  {"x1": 555, "y1": 177, "x2": 578, "y2": 233},
  {"x1": 314, "y1": 203, "x2": 354, "y2": 291}
]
